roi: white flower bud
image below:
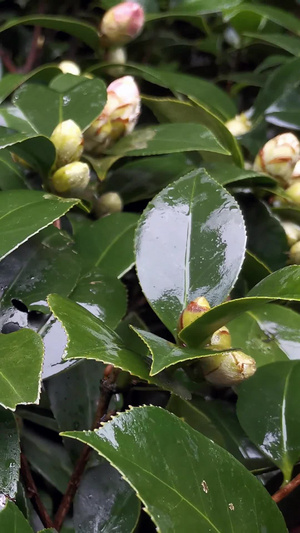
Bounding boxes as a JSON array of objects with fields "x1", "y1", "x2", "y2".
[
  {"x1": 95, "y1": 192, "x2": 123, "y2": 217},
  {"x1": 285, "y1": 181, "x2": 300, "y2": 205},
  {"x1": 291, "y1": 159, "x2": 300, "y2": 181},
  {"x1": 178, "y1": 297, "x2": 210, "y2": 331},
  {"x1": 289, "y1": 241, "x2": 300, "y2": 264},
  {"x1": 84, "y1": 76, "x2": 140, "y2": 155},
  {"x1": 100, "y1": 2, "x2": 145, "y2": 46},
  {"x1": 225, "y1": 113, "x2": 252, "y2": 137},
  {"x1": 281, "y1": 221, "x2": 300, "y2": 247},
  {"x1": 50, "y1": 120, "x2": 83, "y2": 169},
  {"x1": 208, "y1": 326, "x2": 232, "y2": 351},
  {"x1": 253, "y1": 133, "x2": 300, "y2": 184},
  {"x1": 201, "y1": 351, "x2": 256, "y2": 387},
  {"x1": 51, "y1": 161, "x2": 90, "y2": 195},
  {"x1": 59, "y1": 60, "x2": 81, "y2": 76}
]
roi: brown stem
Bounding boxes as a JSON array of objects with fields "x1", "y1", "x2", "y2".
[
  {"x1": 272, "y1": 472, "x2": 300, "y2": 503},
  {"x1": 20, "y1": 452, "x2": 55, "y2": 529},
  {"x1": 0, "y1": 48, "x2": 17, "y2": 73},
  {"x1": 54, "y1": 366, "x2": 119, "y2": 531},
  {"x1": 21, "y1": 25, "x2": 42, "y2": 74}
]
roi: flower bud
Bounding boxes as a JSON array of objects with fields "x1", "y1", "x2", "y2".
[
  {"x1": 51, "y1": 161, "x2": 90, "y2": 195},
  {"x1": 50, "y1": 120, "x2": 83, "y2": 169},
  {"x1": 100, "y1": 2, "x2": 145, "y2": 46},
  {"x1": 281, "y1": 221, "x2": 300, "y2": 247},
  {"x1": 285, "y1": 181, "x2": 300, "y2": 205},
  {"x1": 107, "y1": 46, "x2": 127, "y2": 77},
  {"x1": 289, "y1": 241, "x2": 300, "y2": 264},
  {"x1": 208, "y1": 326, "x2": 232, "y2": 351},
  {"x1": 59, "y1": 60, "x2": 81, "y2": 76},
  {"x1": 290, "y1": 159, "x2": 300, "y2": 181},
  {"x1": 178, "y1": 297, "x2": 210, "y2": 331},
  {"x1": 84, "y1": 76, "x2": 140, "y2": 155},
  {"x1": 225, "y1": 113, "x2": 251, "y2": 137},
  {"x1": 94, "y1": 192, "x2": 123, "y2": 217},
  {"x1": 201, "y1": 351, "x2": 256, "y2": 387},
  {"x1": 253, "y1": 133, "x2": 300, "y2": 184}
]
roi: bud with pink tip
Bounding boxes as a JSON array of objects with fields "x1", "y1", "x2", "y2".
[
  {"x1": 253, "y1": 133, "x2": 300, "y2": 185},
  {"x1": 84, "y1": 76, "x2": 141, "y2": 155},
  {"x1": 100, "y1": 2, "x2": 145, "y2": 46}
]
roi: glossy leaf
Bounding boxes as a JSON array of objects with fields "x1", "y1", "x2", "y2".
[
  {"x1": 64, "y1": 406, "x2": 287, "y2": 532},
  {"x1": 0, "y1": 106, "x2": 36, "y2": 134},
  {"x1": 202, "y1": 162, "x2": 275, "y2": 187},
  {"x1": 0, "y1": 329, "x2": 43, "y2": 410},
  {"x1": 47, "y1": 293, "x2": 152, "y2": 381},
  {"x1": 237, "y1": 361, "x2": 300, "y2": 483},
  {"x1": 13, "y1": 78, "x2": 106, "y2": 137},
  {"x1": 0, "y1": 190, "x2": 77, "y2": 262},
  {"x1": 265, "y1": 88, "x2": 300, "y2": 130},
  {"x1": 108, "y1": 124, "x2": 229, "y2": 157},
  {"x1": 75, "y1": 212, "x2": 139, "y2": 278},
  {"x1": 229, "y1": 305, "x2": 300, "y2": 367},
  {"x1": 0, "y1": 228, "x2": 81, "y2": 313},
  {"x1": 0, "y1": 149, "x2": 26, "y2": 190},
  {"x1": 180, "y1": 266, "x2": 300, "y2": 347},
  {"x1": 0, "y1": 408, "x2": 19, "y2": 497},
  {"x1": 73, "y1": 463, "x2": 140, "y2": 533},
  {"x1": 244, "y1": 32, "x2": 300, "y2": 57},
  {"x1": 0, "y1": 500, "x2": 33, "y2": 532},
  {"x1": 225, "y1": 3, "x2": 300, "y2": 35},
  {"x1": 0, "y1": 66, "x2": 60, "y2": 104},
  {"x1": 143, "y1": 96, "x2": 243, "y2": 166},
  {"x1": 39, "y1": 316, "x2": 72, "y2": 379},
  {"x1": 136, "y1": 169, "x2": 246, "y2": 335},
  {"x1": 0, "y1": 16, "x2": 99, "y2": 49},
  {"x1": 0, "y1": 134, "x2": 56, "y2": 175}
]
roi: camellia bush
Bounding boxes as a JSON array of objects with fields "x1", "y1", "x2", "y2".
[{"x1": 2, "y1": 0, "x2": 300, "y2": 531}]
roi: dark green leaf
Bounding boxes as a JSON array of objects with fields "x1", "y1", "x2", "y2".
[
  {"x1": 225, "y1": 3, "x2": 300, "y2": 35},
  {"x1": 0, "y1": 329, "x2": 43, "y2": 410},
  {"x1": 202, "y1": 162, "x2": 276, "y2": 187},
  {"x1": 0, "y1": 134, "x2": 56, "y2": 175},
  {"x1": 136, "y1": 169, "x2": 246, "y2": 335},
  {"x1": 75, "y1": 212, "x2": 139, "y2": 278},
  {"x1": 0, "y1": 66, "x2": 60, "y2": 104},
  {"x1": 0, "y1": 190, "x2": 77, "y2": 262},
  {"x1": 265, "y1": 88, "x2": 300, "y2": 130},
  {"x1": 0, "y1": 500, "x2": 33, "y2": 532},
  {"x1": 0, "y1": 149, "x2": 26, "y2": 190},
  {"x1": 0, "y1": 106, "x2": 36, "y2": 134},
  {"x1": 244, "y1": 32, "x2": 300, "y2": 56},
  {"x1": 0, "y1": 408, "x2": 19, "y2": 497},
  {"x1": 237, "y1": 361, "x2": 300, "y2": 483},
  {"x1": 73, "y1": 463, "x2": 140, "y2": 533},
  {"x1": 63, "y1": 406, "x2": 287, "y2": 532}
]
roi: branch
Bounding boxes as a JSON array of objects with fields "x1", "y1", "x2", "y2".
[
  {"x1": 54, "y1": 366, "x2": 119, "y2": 531},
  {"x1": 21, "y1": 25, "x2": 43, "y2": 74},
  {"x1": 0, "y1": 48, "x2": 17, "y2": 73},
  {"x1": 272, "y1": 472, "x2": 300, "y2": 503},
  {"x1": 20, "y1": 452, "x2": 54, "y2": 529}
]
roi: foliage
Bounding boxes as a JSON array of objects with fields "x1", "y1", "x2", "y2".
[{"x1": 1, "y1": 0, "x2": 300, "y2": 531}]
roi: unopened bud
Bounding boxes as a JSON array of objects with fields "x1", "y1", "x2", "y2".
[
  {"x1": 285, "y1": 181, "x2": 300, "y2": 205},
  {"x1": 225, "y1": 113, "x2": 251, "y2": 137},
  {"x1": 107, "y1": 47, "x2": 127, "y2": 77},
  {"x1": 281, "y1": 221, "x2": 300, "y2": 247},
  {"x1": 95, "y1": 192, "x2": 123, "y2": 217},
  {"x1": 51, "y1": 161, "x2": 90, "y2": 195},
  {"x1": 289, "y1": 241, "x2": 300, "y2": 264},
  {"x1": 58, "y1": 60, "x2": 81, "y2": 76},
  {"x1": 201, "y1": 350, "x2": 256, "y2": 387},
  {"x1": 291, "y1": 159, "x2": 300, "y2": 181},
  {"x1": 50, "y1": 120, "x2": 83, "y2": 169},
  {"x1": 208, "y1": 326, "x2": 232, "y2": 351},
  {"x1": 84, "y1": 76, "x2": 140, "y2": 155},
  {"x1": 100, "y1": 2, "x2": 145, "y2": 46},
  {"x1": 253, "y1": 133, "x2": 300, "y2": 184},
  {"x1": 178, "y1": 297, "x2": 210, "y2": 331}
]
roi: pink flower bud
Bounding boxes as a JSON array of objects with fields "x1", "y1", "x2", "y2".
[
  {"x1": 100, "y1": 2, "x2": 145, "y2": 46},
  {"x1": 84, "y1": 76, "x2": 141, "y2": 155},
  {"x1": 253, "y1": 133, "x2": 300, "y2": 185}
]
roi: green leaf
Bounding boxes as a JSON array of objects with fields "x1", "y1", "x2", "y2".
[
  {"x1": 202, "y1": 162, "x2": 276, "y2": 187},
  {"x1": 0, "y1": 190, "x2": 77, "y2": 262},
  {"x1": 73, "y1": 463, "x2": 140, "y2": 533},
  {"x1": 180, "y1": 266, "x2": 300, "y2": 347},
  {"x1": 237, "y1": 361, "x2": 300, "y2": 483},
  {"x1": 239, "y1": 251, "x2": 271, "y2": 291},
  {"x1": 0, "y1": 106, "x2": 36, "y2": 134},
  {"x1": 244, "y1": 32, "x2": 300, "y2": 57},
  {"x1": 47, "y1": 293, "x2": 152, "y2": 381},
  {"x1": 143, "y1": 96, "x2": 243, "y2": 166},
  {"x1": 167, "y1": 396, "x2": 271, "y2": 471},
  {"x1": 91, "y1": 62, "x2": 237, "y2": 120},
  {"x1": 0, "y1": 134, "x2": 56, "y2": 175},
  {"x1": 264, "y1": 88, "x2": 300, "y2": 130},
  {"x1": 63, "y1": 406, "x2": 287, "y2": 532},
  {"x1": 225, "y1": 3, "x2": 300, "y2": 35},
  {"x1": 229, "y1": 305, "x2": 300, "y2": 367},
  {"x1": 0, "y1": 16, "x2": 99, "y2": 50},
  {"x1": 69, "y1": 270, "x2": 127, "y2": 329},
  {"x1": 136, "y1": 169, "x2": 246, "y2": 335},
  {"x1": 13, "y1": 78, "x2": 106, "y2": 137},
  {"x1": 0, "y1": 149, "x2": 26, "y2": 190},
  {"x1": 103, "y1": 154, "x2": 193, "y2": 204},
  {"x1": 21, "y1": 428, "x2": 73, "y2": 493},
  {"x1": 0, "y1": 408, "x2": 19, "y2": 497},
  {"x1": 148, "y1": 0, "x2": 242, "y2": 18},
  {"x1": 0, "y1": 329, "x2": 43, "y2": 410},
  {"x1": 0, "y1": 66, "x2": 60, "y2": 104},
  {"x1": 74, "y1": 212, "x2": 139, "y2": 278},
  {"x1": 0, "y1": 500, "x2": 33, "y2": 532},
  {"x1": 107, "y1": 124, "x2": 229, "y2": 157},
  {"x1": 0, "y1": 228, "x2": 81, "y2": 313}
]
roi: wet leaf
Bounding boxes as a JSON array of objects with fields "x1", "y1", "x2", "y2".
[
  {"x1": 0, "y1": 500, "x2": 33, "y2": 532},
  {"x1": 0, "y1": 408, "x2": 19, "y2": 497},
  {"x1": 0, "y1": 65, "x2": 60, "y2": 104},
  {"x1": 63, "y1": 406, "x2": 287, "y2": 532}
]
